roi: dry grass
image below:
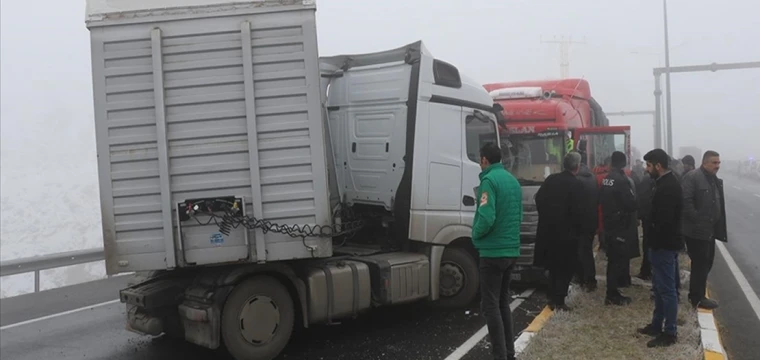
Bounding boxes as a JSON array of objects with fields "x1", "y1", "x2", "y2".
[{"x1": 520, "y1": 236, "x2": 702, "y2": 360}]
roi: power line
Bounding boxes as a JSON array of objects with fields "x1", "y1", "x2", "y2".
[{"x1": 541, "y1": 35, "x2": 586, "y2": 79}]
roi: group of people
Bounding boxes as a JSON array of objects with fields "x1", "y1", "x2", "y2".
[{"x1": 469, "y1": 143, "x2": 727, "y2": 360}]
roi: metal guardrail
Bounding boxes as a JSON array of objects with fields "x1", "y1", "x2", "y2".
[{"x1": 0, "y1": 248, "x2": 105, "y2": 293}]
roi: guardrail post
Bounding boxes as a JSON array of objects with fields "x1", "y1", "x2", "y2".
[{"x1": 34, "y1": 270, "x2": 40, "y2": 293}]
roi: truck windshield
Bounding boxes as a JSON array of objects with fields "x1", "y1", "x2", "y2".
[
  {"x1": 465, "y1": 113, "x2": 499, "y2": 163},
  {"x1": 578, "y1": 133, "x2": 627, "y2": 171},
  {"x1": 501, "y1": 134, "x2": 565, "y2": 184}
]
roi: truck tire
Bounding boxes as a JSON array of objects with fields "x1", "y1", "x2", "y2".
[
  {"x1": 221, "y1": 276, "x2": 295, "y2": 360},
  {"x1": 436, "y1": 247, "x2": 479, "y2": 308}
]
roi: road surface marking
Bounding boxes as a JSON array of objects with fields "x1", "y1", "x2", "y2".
[
  {"x1": 513, "y1": 305, "x2": 555, "y2": 355},
  {"x1": 754, "y1": 194, "x2": 760, "y2": 199},
  {"x1": 716, "y1": 241, "x2": 760, "y2": 321},
  {"x1": 444, "y1": 288, "x2": 535, "y2": 360},
  {"x1": 0, "y1": 299, "x2": 120, "y2": 331},
  {"x1": 698, "y1": 313, "x2": 725, "y2": 356},
  {"x1": 523, "y1": 306, "x2": 552, "y2": 333},
  {"x1": 733, "y1": 186, "x2": 743, "y2": 191}
]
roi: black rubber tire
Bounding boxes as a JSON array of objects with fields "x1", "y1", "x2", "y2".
[
  {"x1": 221, "y1": 276, "x2": 295, "y2": 360},
  {"x1": 435, "y1": 247, "x2": 480, "y2": 309}
]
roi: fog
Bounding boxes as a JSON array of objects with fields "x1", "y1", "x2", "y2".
[{"x1": 1, "y1": 0, "x2": 758, "y2": 295}]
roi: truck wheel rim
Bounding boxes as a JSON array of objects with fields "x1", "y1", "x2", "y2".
[
  {"x1": 440, "y1": 262, "x2": 465, "y2": 297},
  {"x1": 239, "y1": 295, "x2": 280, "y2": 345}
]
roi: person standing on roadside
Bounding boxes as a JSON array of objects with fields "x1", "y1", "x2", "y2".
[
  {"x1": 472, "y1": 143, "x2": 523, "y2": 360},
  {"x1": 637, "y1": 149, "x2": 682, "y2": 348},
  {"x1": 599, "y1": 151, "x2": 640, "y2": 305},
  {"x1": 672, "y1": 158, "x2": 685, "y2": 179},
  {"x1": 635, "y1": 173, "x2": 655, "y2": 281},
  {"x1": 594, "y1": 155, "x2": 613, "y2": 253},
  {"x1": 680, "y1": 150, "x2": 727, "y2": 310},
  {"x1": 534, "y1": 152, "x2": 584, "y2": 311},
  {"x1": 575, "y1": 155, "x2": 601, "y2": 292},
  {"x1": 632, "y1": 159, "x2": 646, "y2": 185},
  {"x1": 682, "y1": 155, "x2": 696, "y2": 174}
]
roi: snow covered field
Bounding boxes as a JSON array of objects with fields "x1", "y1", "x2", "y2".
[
  {"x1": 0, "y1": 115, "x2": 105, "y2": 298},
  {"x1": 0, "y1": 0, "x2": 107, "y2": 298}
]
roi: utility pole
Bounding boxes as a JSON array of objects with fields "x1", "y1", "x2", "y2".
[
  {"x1": 653, "y1": 60, "x2": 760, "y2": 154},
  {"x1": 541, "y1": 36, "x2": 586, "y2": 79},
  {"x1": 663, "y1": 0, "x2": 674, "y2": 155}
]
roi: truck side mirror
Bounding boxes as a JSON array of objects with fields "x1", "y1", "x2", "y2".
[{"x1": 492, "y1": 104, "x2": 506, "y2": 126}]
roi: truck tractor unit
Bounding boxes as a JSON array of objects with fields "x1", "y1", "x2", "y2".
[
  {"x1": 86, "y1": 1, "x2": 505, "y2": 359},
  {"x1": 484, "y1": 79, "x2": 631, "y2": 283}
]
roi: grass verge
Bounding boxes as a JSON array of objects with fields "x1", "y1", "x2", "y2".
[{"x1": 520, "y1": 237, "x2": 702, "y2": 360}]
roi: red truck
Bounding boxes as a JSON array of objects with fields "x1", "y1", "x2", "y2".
[{"x1": 484, "y1": 79, "x2": 631, "y2": 283}]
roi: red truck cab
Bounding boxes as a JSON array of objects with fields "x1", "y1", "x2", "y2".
[
  {"x1": 484, "y1": 79, "x2": 632, "y2": 283},
  {"x1": 484, "y1": 79, "x2": 626, "y2": 183}
]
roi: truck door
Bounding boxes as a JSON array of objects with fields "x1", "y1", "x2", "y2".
[
  {"x1": 424, "y1": 102, "x2": 464, "y2": 221},
  {"x1": 573, "y1": 126, "x2": 632, "y2": 171},
  {"x1": 461, "y1": 110, "x2": 500, "y2": 224}
]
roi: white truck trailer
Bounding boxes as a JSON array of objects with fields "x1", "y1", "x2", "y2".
[{"x1": 86, "y1": 1, "x2": 503, "y2": 359}]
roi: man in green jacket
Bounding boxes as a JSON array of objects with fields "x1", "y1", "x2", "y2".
[{"x1": 473, "y1": 143, "x2": 523, "y2": 360}]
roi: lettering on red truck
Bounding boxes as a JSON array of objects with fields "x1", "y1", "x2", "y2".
[{"x1": 507, "y1": 126, "x2": 536, "y2": 134}]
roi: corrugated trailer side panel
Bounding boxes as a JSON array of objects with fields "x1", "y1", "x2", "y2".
[{"x1": 88, "y1": 2, "x2": 331, "y2": 274}]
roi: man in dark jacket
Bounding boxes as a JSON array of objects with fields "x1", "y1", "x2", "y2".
[
  {"x1": 681, "y1": 150, "x2": 727, "y2": 310},
  {"x1": 575, "y1": 161, "x2": 600, "y2": 292},
  {"x1": 637, "y1": 149, "x2": 682, "y2": 348},
  {"x1": 682, "y1": 155, "x2": 696, "y2": 174},
  {"x1": 599, "y1": 151, "x2": 639, "y2": 305},
  {"x1": 671, "y1": 158, "x2": 685, "y2": 179},
  {"x1": 534, "y1": 152, "x2": 584, "y2": 311},
  {"x1": 636, "y1": 175, "x2": 655, "y2": 280},
  {"x1": 632, "y1": 159, "x2": 646, "y2": 185}
]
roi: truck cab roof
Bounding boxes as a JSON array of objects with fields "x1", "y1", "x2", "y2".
[
  {"x1": 483, "y1": 78, "x2": 597, "y2": 132},
  {"x1": 484, "y1": 78, "x2": 591, "y2": 100}
]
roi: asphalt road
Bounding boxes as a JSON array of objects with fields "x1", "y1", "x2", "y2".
[
  {"x1": 708, "y1": 173, "x2": 760, "y2": 360},
  {"x1": 0, "y1": 277, "x2": 543, "y2": 360},
  {"x1": 0, "y1": 276, "x2": 130, "y2": 327},
  {"x1": 719, "y1": 173, "x2": 760, "y2": 294}
]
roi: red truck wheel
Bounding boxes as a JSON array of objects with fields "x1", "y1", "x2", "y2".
[{"x1": 221, "y1": 276, "x2": 295, "y2": 360}]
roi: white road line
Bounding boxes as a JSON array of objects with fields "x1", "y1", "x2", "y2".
[
  {"x1": 716, "y1": 241, "x2": 760, "y2": 321},
  {"x1": 0, "y1": 299, "x2": 120, "y2": 331},
  {"x1": 444, "y1": 288, "x2": 535, "y2": 360},
  {"x1": 733, "y1": 186, "x2": 743, "y2": 191},
  {"x1": 754, "y1": 194, "x2": 760, "y2": 199}
]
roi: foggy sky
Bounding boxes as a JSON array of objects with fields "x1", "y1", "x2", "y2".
[{"x1": 2, "y1": 0, "x2": 759, "y2": 168}]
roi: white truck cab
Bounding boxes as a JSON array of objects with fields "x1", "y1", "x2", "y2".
[{"x1": 319, "y1": 42, "x2": 499, "y2": 303}]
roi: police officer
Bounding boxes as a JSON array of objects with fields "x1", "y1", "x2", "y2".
[{"x1": 599, "y1": 151, "x2": 639, "y2": 305}]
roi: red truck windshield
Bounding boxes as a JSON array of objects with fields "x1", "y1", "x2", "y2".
[{"x1": 501, "y1": 134, "x2": 565, "y2": 185}]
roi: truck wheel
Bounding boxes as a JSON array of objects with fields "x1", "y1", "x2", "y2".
[
  {"x1": 221, "y1": 276, "x2": 294, "y2": 360},
  {"x1": 436, "y1": 247, "x2": 479, "y2": 308}
]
